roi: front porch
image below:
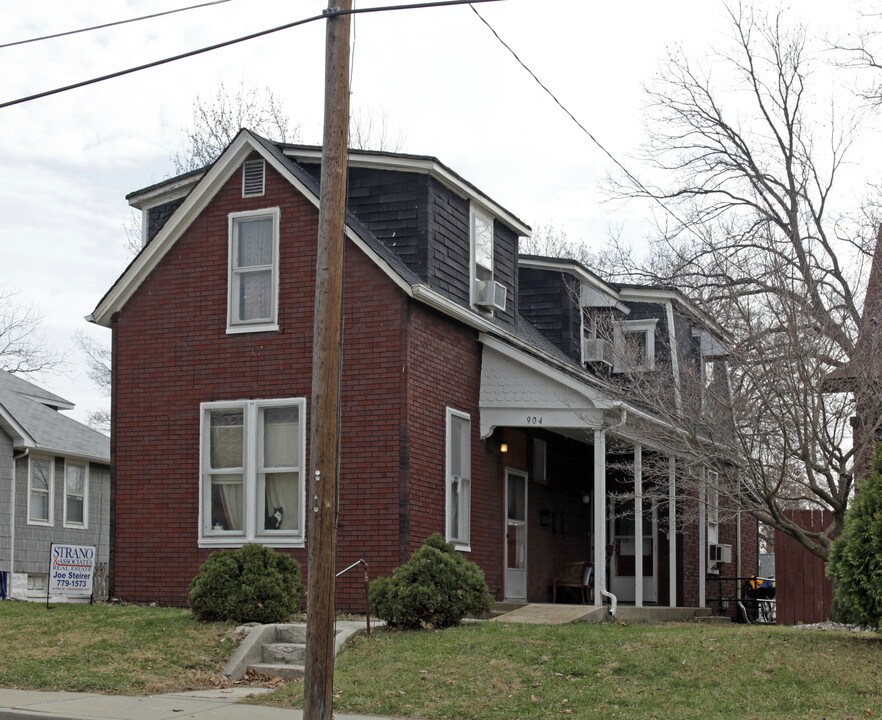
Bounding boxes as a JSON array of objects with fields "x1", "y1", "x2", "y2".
[{"x1": 480, "y1": 337, "x2": 720, "y2": 611}]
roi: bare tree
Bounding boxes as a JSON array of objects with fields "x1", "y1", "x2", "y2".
[
  {"x1": 172, "y1": 80, "x2": 300, "y2": 173},
  {"x1": 349, "y1": 106, "x2": 404, "y2": 152},
  {"x1": 606, "y1": 3, "x2": 874, "y2": 559},
  {"x1": 73, "y1": 331, "x2": 111, "y2": 433},
  {"x1": 0, "y1": 285, "x2": 66, "y2": 378}
]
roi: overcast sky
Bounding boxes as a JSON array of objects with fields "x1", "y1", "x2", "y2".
[{"x1": 0, "y1": 0, "x2": 875, "y2": 426}]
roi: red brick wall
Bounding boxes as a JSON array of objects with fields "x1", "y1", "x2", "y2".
[
  {"x1": 112, "y1": 159, "x2": 408, "y2": 608},
  {"x1": 402, "y1": 303, "x2": 506, "y2": 599}
]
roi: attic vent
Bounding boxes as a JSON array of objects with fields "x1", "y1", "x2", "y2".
[{"x1": 242, "y1": 159, "x2": 265, "y2": 197}]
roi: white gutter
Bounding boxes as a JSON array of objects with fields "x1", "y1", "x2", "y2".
[{"x1": 665, "y1": 301, "x2": 683, "y2": 412}]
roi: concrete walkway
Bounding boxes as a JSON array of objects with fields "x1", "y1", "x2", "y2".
[{"x1": 0, "y1": 689, "x2": 408, "y2": 720}]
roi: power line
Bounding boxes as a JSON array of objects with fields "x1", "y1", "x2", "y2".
[
  {"x1": 0, "y1": 0, "x2": 234, "y2": 50},
  {"x1": 468, "y1": 3, "x2": 695, "y2": 240},
  {"x1": 0, "y1": 0, "x2": 503, "y2": 110}
]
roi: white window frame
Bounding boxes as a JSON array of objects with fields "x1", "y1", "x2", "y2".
[
  {"x1": 226, "y1": 207, "x2": 281, "y2": 334},
  {"x1": 706, "y1": 469, "x2": 721, "y2": 575},
  {"x1": 613, "y1": 318, "x2": 658, "y2": 373},
  {"x1": 469, "y1": 205, "x2": 495, "y2": 310},
  {"x1": 199, "y1": 397, "x2": 306, "y2": 548},
  {"x1": 27, "y1": 455, "x2": 54, "y2": 526},
  {"x1": 63, "y1": 460, "x2": 89, "y2": 529},
  {"x1": 445, "y1": 408, "x2": 472, "y2": 551}
]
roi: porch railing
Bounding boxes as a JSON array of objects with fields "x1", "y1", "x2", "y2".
[{"x1": 706, "y1": 575, "x2": 776, "y2": 624}]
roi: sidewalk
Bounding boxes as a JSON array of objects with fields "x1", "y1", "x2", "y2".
[{"x1": 0, "y1": 689, "x2": 404, "y2": 720}]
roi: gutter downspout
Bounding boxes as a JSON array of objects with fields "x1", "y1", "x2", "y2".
[
  {"x1": 601, "y1": 582, "x2": 618, "y2": 618},
  {"x1": 10, "y1": 449, "x2": 28, "y2": 597}
]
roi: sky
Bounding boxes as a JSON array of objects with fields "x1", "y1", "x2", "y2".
[{"x1": 0, "y1": 0, "x2": 875, "y2": 426}]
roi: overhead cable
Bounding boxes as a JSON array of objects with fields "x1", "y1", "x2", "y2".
[
  {"x1": 0, "y1": 0, "x2": 233, "y2": 50},
  {"x1": 468, "y1": 3, "x2": 695, "y2": 240},
  {"x1": 0, "y1": 0, "x2": 504, "y2": 110}
]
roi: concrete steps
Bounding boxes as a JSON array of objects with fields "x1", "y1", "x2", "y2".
[{"x1": 224, "y1": 620, "x2": 370, "y2": 682}]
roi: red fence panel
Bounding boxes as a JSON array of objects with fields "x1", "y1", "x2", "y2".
[{"x1": 774, "y1": 510, "x2": 834, "y2": 625}]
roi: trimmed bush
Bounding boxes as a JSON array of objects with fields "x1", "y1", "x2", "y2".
[
  {"x1": 369, "y1": 533, "x2": 493, "y2": 629},
  {"x1": 827, "y1": 446, "x2": 882, "y2": 629},
  {"x1": 189, "y1": 544, "x2": 303, "y2": 623}
]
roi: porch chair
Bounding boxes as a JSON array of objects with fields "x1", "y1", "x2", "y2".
[{"x1": 552, "y1": 561, "x2": 594, "y2": 604}]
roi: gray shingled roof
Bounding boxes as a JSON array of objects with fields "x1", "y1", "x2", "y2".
[{"x1": 0, "y1": 371, "x2": 110, "y2": 463}]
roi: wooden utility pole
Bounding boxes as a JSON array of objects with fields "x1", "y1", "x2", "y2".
[{"x1": 304, "y1": 2, "x2": 351, "y2": 720}]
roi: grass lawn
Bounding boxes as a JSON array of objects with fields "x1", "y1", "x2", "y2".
[
  {"x1": 0, "y1": 601, "x2": 235, "y2": 694},
  {"x1": 2, "y1": 602, "x2": 880, "y2": 719},
  {"x1": 257, "y1": 621, "x2": 882, "y2": 720}
]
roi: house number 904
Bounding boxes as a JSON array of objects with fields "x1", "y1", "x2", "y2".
[{"x1": 526, "y1": 416, "x2": 543, "y2": 425}]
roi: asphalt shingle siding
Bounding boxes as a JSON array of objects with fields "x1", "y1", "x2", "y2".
[
  {"x1": 518, "y1": 267, "x2": 582, "y2": 362},
  {"x1": 147, "y1": 199, "x2": 186, "y2": 245},
  {"x1": 345, "y1": 168, "x2": 429, "y2": 280},
  {"x1": 427, "y1": 176, "x2": 471, "y2": 305},
  {"x1": 493, "y1": 222, "x2": 518, "y2": 331}
]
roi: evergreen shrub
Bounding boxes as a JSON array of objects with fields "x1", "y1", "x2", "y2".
[
  {"x1": 189, "y1": 544, "x2": 303, "y2": 623},
  {"x1": 369, "y1": 533, "x2": 493, "y2": 629},
  {"x1": 827, "y1": 446, "x2": 882, "y2": 629}
]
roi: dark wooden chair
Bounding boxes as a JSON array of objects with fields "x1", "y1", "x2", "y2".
[{"x1": 552, "y1": 561, "x2": 593, "y2": 604}]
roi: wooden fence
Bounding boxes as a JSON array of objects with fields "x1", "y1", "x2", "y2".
[{"x1": 774, "y1": 510, "x2": 834, "y2": 625}]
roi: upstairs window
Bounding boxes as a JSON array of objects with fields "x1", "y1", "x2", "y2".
[
  {"x1": 613, "y1": 319, "x2": 658, "y2": 373},
  {"x1": 445, "y1": 408, "x2": 471, "y2": 549},
  {"x1": 470, "y1": 207, "x2": 505, "y2": 312},
  {"x1": 28, "y1": 456, "x2": 53, "y2": 525},
  {"x1": 64, "y1": 461, "x2": 88, "y2": 528},
  {"x1": 227, "y1": 208, "x2": 280, "y2": 333}
]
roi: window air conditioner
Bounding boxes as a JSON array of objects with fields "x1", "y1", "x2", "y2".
[
  {"x1": 582, "y1": 338, "x2": 613, "y2": 366},
  {"x1": 475, "y1": 280, "x2": 507, "y2": 311},
  {"x1": 708, "y1": 543, "x2": 732, "y2": 564}
]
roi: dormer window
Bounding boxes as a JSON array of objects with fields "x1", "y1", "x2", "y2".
[
  {"x1": 470, "y1": 206, "x2": 506, "y2": 312},
  {"x1": 613, "y1": 319, "x2": 658, "y2": 373}
]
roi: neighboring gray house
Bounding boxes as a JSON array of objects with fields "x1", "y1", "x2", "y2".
[{"x1": 0, "y1": 371, "x2": 110, "y2": 600}]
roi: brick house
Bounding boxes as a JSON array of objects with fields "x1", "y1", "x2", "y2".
[
  {"x1": 88, "y1": 130, "x2": 755, "y2": 610},
  {"x1": 0, "y1": 371, "x2": 110, "y2": 600}
]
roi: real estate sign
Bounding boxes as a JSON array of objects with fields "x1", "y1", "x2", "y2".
[{"x1": 48, "y1": 544, "x2": 96, "y2": 596}]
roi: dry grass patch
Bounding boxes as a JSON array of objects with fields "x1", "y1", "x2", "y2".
[{"x1": 0, "y1": 601, "x2": 235, "y2": 695}]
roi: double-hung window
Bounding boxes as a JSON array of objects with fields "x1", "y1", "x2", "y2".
[
  {"x1": 445, "y1": 408, "x2": 471, "y2": 549},
  {"x1": 28, "y1": 456, "x2": 53, "y2": 525},
  {"x1": 227, "y1": 208, "x2": 280, "y2": 333},
  {"x1": 64, "y1": 461, "x2": 88, "y2": 528},
  {"x1": 470, "y1": 207, "x2": 494, "y2": 306},
  {"x1": 200, "y1": 398, "x2": 306, "y2": 547},
  {"x1": 613, "y1": 318, "x2": 658, "y2": 373}
]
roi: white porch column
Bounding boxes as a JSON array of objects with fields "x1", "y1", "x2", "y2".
[
  {"x1": 668, "y1": 455, "x2": 677, "y2": 608},
  {"x1": 634, "y1": 444, "x2": 643, "y2": 607},
  {"x1": 593, "y1": 429, "x2": 606, "y2": 607},
  {"x1": 698, "y1": 468, "x2": 706, "y2": 608}
]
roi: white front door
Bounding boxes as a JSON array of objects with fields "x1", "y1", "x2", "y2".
[
  {"x1": 505, "y1": 469, "x2": 528, "y2": 601},
  {"x1": 609, "y1": 497, "x2": 658, "y2": 603}
]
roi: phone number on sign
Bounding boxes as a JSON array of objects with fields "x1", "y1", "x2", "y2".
[{"x1": 53, "y1": 579, "x2": 89, "y2": 588}]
